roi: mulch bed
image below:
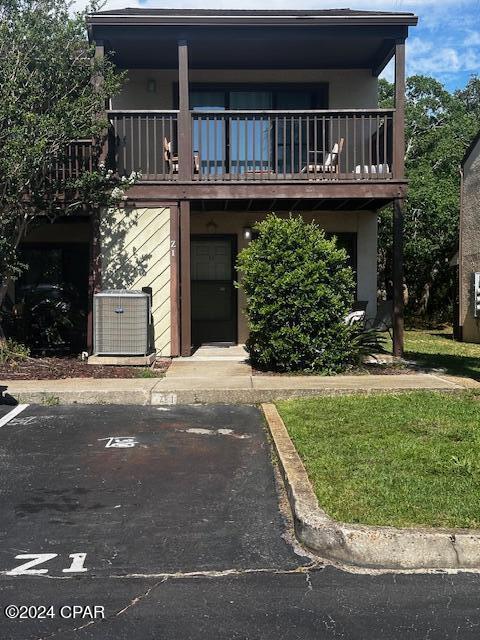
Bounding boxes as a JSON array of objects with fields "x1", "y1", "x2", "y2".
[
  {"x1": 252, "y1": 364, "x2": 417, "y2": 376},
  {"x1": 0, "y1": 357, "x2": 171, "y2": 380}
]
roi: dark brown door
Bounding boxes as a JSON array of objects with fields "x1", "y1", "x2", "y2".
[{"x1": 191, "y1": 236, "x2": 236, "y2": 346}]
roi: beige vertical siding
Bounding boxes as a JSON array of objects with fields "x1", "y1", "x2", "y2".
[{"x1": 100, "y1": 207, "x2": 172, "y2": 355}]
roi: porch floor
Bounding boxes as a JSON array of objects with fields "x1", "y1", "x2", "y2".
[{"x1": 179, "y1": 343, "x2": 249, "y2": 363}]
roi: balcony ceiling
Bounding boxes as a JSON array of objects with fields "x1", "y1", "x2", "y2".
[{"x1": 90, "y1": 22, "x2": 412, "y2": 74}]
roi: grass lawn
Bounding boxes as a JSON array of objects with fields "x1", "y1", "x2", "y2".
[
  {"x1": 389, "y1": 328, "x2": 480, "y2": 380},
  {"x1": 277, "y1": 391, "x2": 480, "y2": 529}
]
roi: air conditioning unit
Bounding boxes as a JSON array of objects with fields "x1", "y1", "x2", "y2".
[{"x1": 94, "y1": 290, "x2": 150, "y2": 356}]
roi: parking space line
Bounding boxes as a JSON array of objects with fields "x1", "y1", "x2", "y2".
[{"x1": 0, "y1": 404, "x2": 29, "y2": 428}]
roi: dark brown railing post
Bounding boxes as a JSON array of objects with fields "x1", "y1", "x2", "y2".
[{"x1": 178, "y1": 40, "x2": 192, "y2": 181}]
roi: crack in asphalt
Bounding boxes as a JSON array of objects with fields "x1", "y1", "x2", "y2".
[
  {"x1": 36, "y1": 579, "x2": 168, "y2": 640},
  {"x1": 31, "y1": 566, "x2": 324, "y2": 639},
  {"x1": 115, "y1": 578, "x2": 168, "y2": 617},
  {"x1": 4, "y1": 561, "x2": 480, "y2": 582},
  {"x1": 110, "y1": 563, "x2": 323, "y2": 580},
  {"x1": 0, "y1": 562, "x2": 326, "y2": 584}
]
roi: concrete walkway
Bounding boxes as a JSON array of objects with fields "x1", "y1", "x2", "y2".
[
  {"x1": 151, "y1": 354, "x2": 464, "y2": 403},
  {"x1": 1, "y1": 361, "x2": 467, "y2": 405}
]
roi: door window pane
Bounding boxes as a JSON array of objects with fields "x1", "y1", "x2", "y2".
[
  {"x1": 191, "y1": 91, "x2": 226, "y2": 176},
  {"x1": 230, "y1": 91, "x2": 272, "y2": 174}
]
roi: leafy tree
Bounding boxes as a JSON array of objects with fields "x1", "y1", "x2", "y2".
[
  {"x1": 0, "y1": 0, "x2": 129, "y2": 340},
  {"x1": 455, "y1": 74, "x2": 480, "y2": 118},
  {"x1": 237, "y1": 215, "x2": 359, "y2": 373},
  {"x1": 378, "y1": 74, "x2": 479, "y2": 320}
]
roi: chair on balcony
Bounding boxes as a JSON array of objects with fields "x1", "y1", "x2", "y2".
[
  {"x1": 301, "y1": 138, "x2": 344, "y2": 175},
  {"x1": 344, "y1": 301, "x2": 368, "y2": 327},
  {"x1": 164, "y1": 138, "x2": 200, "y2": 175},
  {"x1": 344, "y1": 309, "x2": 367, "y2": 327}
]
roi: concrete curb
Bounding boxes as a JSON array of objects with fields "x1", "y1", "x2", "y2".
[
  {"x1": 262, "y1": 403, "x2": 480, "y2": 570},
  {"x1": 7, "y1": 390, "x2": 152, "y2": 405},
  {"x1": 151, "y1": 387, "x2": 461, "y2": 405},
  {"x1": 0, "y1": 379, "x2": 159, "y2": 406}
]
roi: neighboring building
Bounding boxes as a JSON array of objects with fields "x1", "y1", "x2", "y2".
[
  {"x1": 21, "y1": 8, "x2": 417, "y2": 357},
  {"x1": 458, "y1": 131, "x2": 480, "y2": 342}
]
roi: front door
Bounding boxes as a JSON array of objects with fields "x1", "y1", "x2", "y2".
[{"x1": 191, "y1": 236, "x2": 237, "y2": 346}]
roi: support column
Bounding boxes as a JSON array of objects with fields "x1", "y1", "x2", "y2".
[
  {"x1": 178, "y1": 40, "x2": 192, "y2": 181},
  {"x1": 393, "y1": 40, "x2": 406, "y2": 180},
  {"x1": 392, "y1": 39, "x2": 406, "y2": 357},
  {"x1": 393, "y1": 198, "x2": 404, "y2": 358},
  {"x1": 170, "y1": 204, "x2": 181, "y2": 357},
  {"x1": 180, "y1": 200, "x2": 191, "y2": 357}
]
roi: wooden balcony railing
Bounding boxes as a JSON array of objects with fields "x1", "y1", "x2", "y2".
[
  {"x1": 106, "y1": 108, "x2": 397, "y2": 183},
  {"x1": 191, "y1": 109, "x2": 394, "y2": 182},
  {"x1": 108, "y1": 111, "x2": 179, "y2": 180},
  {"x1": 48, "y1": 139, "x2": 97, "y2": 182}
]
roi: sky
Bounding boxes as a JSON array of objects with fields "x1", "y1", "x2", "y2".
[{"x1": 78, "y1": 0, "x2": 480, "y2": 91}]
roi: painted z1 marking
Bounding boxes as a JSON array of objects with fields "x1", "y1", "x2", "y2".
[{"x1": 6, "y1": 553, "x2": 89, "y2": 576}]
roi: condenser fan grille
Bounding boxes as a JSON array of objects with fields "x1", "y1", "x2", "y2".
[{"x1": 94, "y1": 291, "x2": 150, "y2": 355}]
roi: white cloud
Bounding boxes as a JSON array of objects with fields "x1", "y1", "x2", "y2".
[
  {"x1": 406, "y1": 32, "x2": 480, "y2": 77},
  {"x1": 464, "y1": 30, "x2": 480, "y2": 46}
]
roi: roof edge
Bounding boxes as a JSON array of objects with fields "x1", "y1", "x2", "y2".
[{"x1": 87, "y1": 12, "x2": 419, "y2": 28}]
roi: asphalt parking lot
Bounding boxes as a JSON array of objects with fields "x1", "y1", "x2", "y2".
[
  {"x1": 1, "y1": 402, "x2": 480, "y2": 639},
  {"x1": 0, "y1": 403, "x2": 303, "y2": 577}
]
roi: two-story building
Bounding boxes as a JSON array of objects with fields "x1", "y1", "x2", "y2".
[{"x1": 22, "y1": 8, "x2": 417, "y2": 358}]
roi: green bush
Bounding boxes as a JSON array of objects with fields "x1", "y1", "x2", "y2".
[
  {"x1": 0, "y1": 339, "x2": 30, "y2": 364},
  {"x1": 237, "y1": 214, "x2": 359, "y2": 373}
]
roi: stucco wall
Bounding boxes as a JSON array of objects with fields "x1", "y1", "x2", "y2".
[
  {"x1": 111, "y1": 68, "x2": 378, "y2": 110},
  {"x1": 190, "y1": 210, "x2": 378, "y2": 344},
  {"x1": 100, "y1": 207, "x2": 172, "y2": 355},
  {"x1": 460, "y1": 137, "x2": 480, "y2": 343}
]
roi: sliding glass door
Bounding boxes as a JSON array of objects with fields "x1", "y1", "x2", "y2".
[{"x1": 190, "y1": 86, "x2": 327, "y2": 177}]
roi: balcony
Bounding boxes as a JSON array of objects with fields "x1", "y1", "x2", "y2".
[
  {"x1": 107, "y1": 108, "x2": 397, "y2": 183},
  {"x1": 48, "y1": 140, "x2": 96, "y2": 181}
]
